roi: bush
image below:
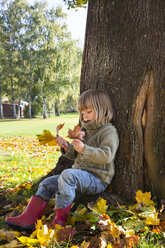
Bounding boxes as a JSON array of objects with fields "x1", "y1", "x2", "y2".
[
  {"x1": 59, "y1": 95, "x2": 78, "y2": 113},
  {"x1": 24, "y1": 102, "x2": 42, "y2": 118}
]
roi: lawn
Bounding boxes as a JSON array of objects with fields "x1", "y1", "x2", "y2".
[
  {"x1": 0, "y1": 113, "x2": 79, "y2": 190},
  {"x1": 0, "y1": 113, "x2": 79, "y2": 137}
]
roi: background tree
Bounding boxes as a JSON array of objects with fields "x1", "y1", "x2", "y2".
[
  {"x1": 50, "y1": 37, "x2": 82, "y2": 116},
  {"x1": 77, "y1": 0, "x2": 165, "y2": 200},
  {"x1": 63, "y1": 0, "x2": 88, "y2": 8},
  {"x1": 0, "y1": 0, "x2": 82, "y2": 119},
  {"x1": 0, "y1": 0, "x2": 28, "y2": 118},
  {"x1": 0, "y1": 45, "x2": 5, "y2": 119}
]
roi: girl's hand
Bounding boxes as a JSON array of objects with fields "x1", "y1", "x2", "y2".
[
  {"x1": 72, "y1": 139, "x2": 85, "y2": 154},
  {"x1": 56, "y1": 136, "x2": 69, "y2": 151}
]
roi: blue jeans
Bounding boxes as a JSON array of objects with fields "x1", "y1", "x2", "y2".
[{"x1": 35, "y1": 168, "x2": 108, "y2": 209}]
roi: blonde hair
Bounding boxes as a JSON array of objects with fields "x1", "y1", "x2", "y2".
[{"x1": 78, "y1": 89, "x2": 113, "y2": 122}]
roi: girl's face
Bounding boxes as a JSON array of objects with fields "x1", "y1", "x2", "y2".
[{"x1": 81, "y1": 108, "x2": 96, "y2": 123}]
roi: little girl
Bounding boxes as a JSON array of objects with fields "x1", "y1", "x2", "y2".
[{"x1": 5, "y1": 89, "x2": 119, "y2": 229}]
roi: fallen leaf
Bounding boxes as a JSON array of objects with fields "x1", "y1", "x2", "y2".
[
  {"x1": 17, "y1": 236, "x2": 39, "y2": 246},
  {"x1": 56, "y1": 226, "x2": 77, "y2": 242},
  {"x1": 135, "y1": 190, "x2": 155, "y2": 207},
  {"x1": 122, "y1": 218, "x2": 145, "y2": 232},
  {"x1": 88, "y1": 197, "x2": 108, "y2": 215}
]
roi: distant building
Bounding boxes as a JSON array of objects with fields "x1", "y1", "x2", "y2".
[{"x1": 2, "y1": 99, "x2": 28, "y2": 118}]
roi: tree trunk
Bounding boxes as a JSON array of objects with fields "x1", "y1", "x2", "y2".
[
  {"x1": 80, "y1": 0, "x2": 165, "y2": 199},
  {"x1": 0, "y1": 98, "x2": 3, "y2": 119},
  {"x1": 28, "y1": 81, "x2": 32, "y2": 119},
  {"x1": 11, "y1": 76, "x2": 17, "y2": 119},
  {"x1": 0, "y1": 73, "x2": 4, "y2": 119},
  {"x1": 42, "y1": 92, "x2": 47, "y2": 119},
  {"x1": 54, "y1": 101, "x2": 60, "y2": 116},
  {"x1": 17, "y1": 101, "x2": 20, "y2": 119},
  {"x1": 12, "y1": 102, "x2": 17, "y2": 119},
  {"x1": 29, "y1": 98, "x2": 32, "y2": 119}
]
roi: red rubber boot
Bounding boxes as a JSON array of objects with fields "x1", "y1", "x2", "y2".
[
  {"x1": 52, "y1": 203, "x2": 72, "y2": 227},
  {"x1": 5, "y1": 196, "x2": 47, "y2": 230}
]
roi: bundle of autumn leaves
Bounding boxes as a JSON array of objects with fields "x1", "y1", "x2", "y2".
[
  {"x1": 37, "y1": 123, "x2": 86, "y2": 146},
  {"x1": 1, "y1": 190, "x2": 165, "y2": 248},
  {"x1": 1, "y1": 124, "x2": 165, "y2": 248}
]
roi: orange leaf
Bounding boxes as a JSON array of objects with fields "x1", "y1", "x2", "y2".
[
  {"x1": 68, "y1": 125, "x2": 86, "y2": 140},
  {"x1": 56, "y1": 123, "x2": 65, "y2": 136}
]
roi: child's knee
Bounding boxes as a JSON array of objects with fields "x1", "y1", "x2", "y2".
[
  {"x1": 38, "y1": 177, "x2": 52, "y2": 189},
  {"x1": 60, "y1": 169, "x2": 75, "y2": 183}
]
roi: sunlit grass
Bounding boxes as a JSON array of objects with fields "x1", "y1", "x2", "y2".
[
  {"x1": 0, "y1": 137, "x2": 59, "y2": 190},
  {"x1": 0, "y1": 113, "x2": 79, "y2": 191},
  {"x1": 0, "y1": 112, "x2": 79, "y2": 137}
]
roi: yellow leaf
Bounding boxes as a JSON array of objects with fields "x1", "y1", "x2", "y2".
[
  {"x1": 75, "y1": 206, "x2": 87, "y2": 217},
  {"x1": 145, "y1": 212, "x2": 160, "y2": 226},
  {"x1": 107, "y1": 220, "x2": 121, "y2": 240},
  {"x1": 17, "y1": 236, "x2": 39, "y2": 246},
  {"x1": 35, "y1": 219, "x2": 42, "y2": 229},
  {"x1": 34, "y1": 220, "x2": 63, "y2": 246},
  {"x1": 36, "y1": 222, "x2": 56, "y2": 247},
  {"x1": 135, "y1": 190, "x2": 155, "y2": 206},
  {"x1": 67, "y1": 206, "x2": 89, "y2": 225},
  {"x1": 37, "y1": 130, "x2": 57, "y2": 146},
  {"x1": 107, "y1": 244, "x2": 113, "y2": 248},
  {"x1": 88, "y1": 197, "x2": 108, "y2": 215}
]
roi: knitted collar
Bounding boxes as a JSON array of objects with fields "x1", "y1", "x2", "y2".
[{"x1": 81, "y1": 117, "x2": 109, "y2": 131}]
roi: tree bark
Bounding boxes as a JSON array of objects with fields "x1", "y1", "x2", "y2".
[
  {"x1": 0, "y1": 72, "x2": 4, "y2": 119},
  {"x1": 80, "y1": 0, "x2": 165, "y2": 199},
  {"x1": 17, "y1": 100, "x2": 21, "y2": 119},
  {"x1": 42, "y1": 91, "x2": 47, "y2": 119},
  {"x1": 29, "y1": 98, "x2": 32, "y2": 119},
  {"x1": 12, "y1": 102, "x2": 17, "y2": 119},
  {"x1": 0, "y1": 99, "x2": 3, "y2": 119},
  {"x1": 54, "y1": 100, "x2": 60, "y2": 116}
]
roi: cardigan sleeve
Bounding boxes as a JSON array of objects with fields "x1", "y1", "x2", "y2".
[{"x1": 61, "y1": 142, "x2": 78, "y2": 161}]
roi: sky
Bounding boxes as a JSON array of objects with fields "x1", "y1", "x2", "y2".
[{"x1": 27, "y1": 0, "x2": 88, "y2": 48}]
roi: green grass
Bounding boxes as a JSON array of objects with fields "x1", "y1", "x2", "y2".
[
  {"x1": 137, "y1": 231, "x2": 165, "y2": 247},
  {"x1": 0, "y1": 113, "x2": 79, "y2": 191},
  {"x1": 0, "y1": 112, "x2": 79, "y2": 137}
]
